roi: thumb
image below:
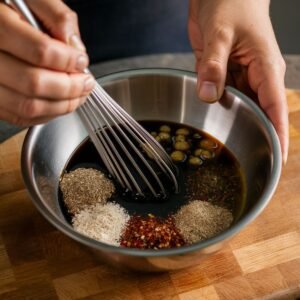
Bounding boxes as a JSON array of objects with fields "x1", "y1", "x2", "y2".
[
  {"x1": 197, "y1": 29, "x2": 233, "y2": 103},
  {"x1": 27, "y1": 0, "x2": 86, "y2": 51}
]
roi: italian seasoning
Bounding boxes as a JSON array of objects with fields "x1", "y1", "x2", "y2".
[{"x1": 60, "y1": 168, "x2": 115, "y2": 214}]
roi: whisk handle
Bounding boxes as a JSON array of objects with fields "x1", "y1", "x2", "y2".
[{"x1": 4, "y1": 0, "x2": 42, "y2": 30}]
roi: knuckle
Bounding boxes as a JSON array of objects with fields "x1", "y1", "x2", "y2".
[
  {"x1": 57, "y1": 10, "x2": 78, "y2": 25},
  {"x1": 202, "y1": 58, "x2": 223, "y2": 75},
  {"x1": 210, "y1": 25, "x2": 233, "y2": 45},
  {"x1": 66, "y1": 98, "x2": 80, "y2": 114},
  {"x1": 21, "y1": 99, "x2": 40, "y2": 118},
  {"x1": 264, "y1": 56, "x2": 286, "y2": 78},
  {"x1": 26, "y1": 72, "x2": 43, "y2": 96},
  {"x1": 33, "y1": 40, "x2": 52, "y2": 66},
  {"x1": 67, "y1": 75, "x2": 81, "y2": 98}
]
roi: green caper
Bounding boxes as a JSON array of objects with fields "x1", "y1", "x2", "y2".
[
  {"x1": 200, "y1": 149, "x2": 214, "y2": 160},
  {"x1": 175, "y1": 134, "x2": 186, "y2": 142},
  {"x1": 170, "y1": 150, "x2": 186, "y2": 162},
  {"x1": 174, "y1": 141, "x2": 190, "y2": 151},
  {"x1": 194, "y1": 148, "x2": 203, "y2": 157},
  {"x1": 176, "y1": 128, "x2": 190, "y2": 136},
  {"x1": 193, "y1": 133, "x2": 202, "y2": 140},
  {"x1": 151, "y1": 131, "x2": 157, "y2": 137},
  {"x1": 188, "y1": 156, "x2": 203, "y2": 166},
  {"x1": 158, "y1": 132, "x2": 171, "y2": 142},
  {"x1": 159, "y1": 125, "x2": 171, "y2": 133},
  {"x1": 199, "y1": 139, "x2": 218, "y2": 150}
]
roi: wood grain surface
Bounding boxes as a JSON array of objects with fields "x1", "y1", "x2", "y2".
[{"x1": 0, "y1": 91, "x2": 300, "y2": 300}]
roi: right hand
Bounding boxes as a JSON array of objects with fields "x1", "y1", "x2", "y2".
[{"x1": 0, "y1": 0, "x2": 95, "y2": 127}]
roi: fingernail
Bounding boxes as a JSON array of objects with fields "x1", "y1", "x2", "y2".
[
  {"x1": 84, "y1": 76, "x2": 95, "y2": 92},
  {"x1": 199, "y1": 81, "x2": 218, "y2": 103},
  {"x1": 69, "y1": 34, "x2": 86, "y2": 51},
  {"x1": 76, "y1": 55, "x2": 88, "y2": 71}
]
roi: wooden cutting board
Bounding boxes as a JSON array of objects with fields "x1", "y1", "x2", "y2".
[{"x1": 0, "y1": 91, "x2": 300, "y2": 300}]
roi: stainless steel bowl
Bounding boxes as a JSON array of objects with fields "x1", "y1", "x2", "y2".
[{"x1": 21, "y1": 69, "x2": 282, "y2": 272}]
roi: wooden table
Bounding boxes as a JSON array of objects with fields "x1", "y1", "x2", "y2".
[{"x1": 0, "y1": 91, "x2": 299, "y2": 300}]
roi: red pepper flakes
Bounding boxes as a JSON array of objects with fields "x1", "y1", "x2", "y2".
[{"x1": 120, "y1": 214, "x2": 186, "y2": 249}]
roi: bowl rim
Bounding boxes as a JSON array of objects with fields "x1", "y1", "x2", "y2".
[{"x1": 21, "y1": 68, "x2": 282, "y2": 257}]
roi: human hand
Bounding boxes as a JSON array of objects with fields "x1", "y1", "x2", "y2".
[
  {"x1": 0, "y1": 0, "x2": 95, "y2": 127},
  {"x1": 189, "y1": 0, "x2": 289, "y2": 163}
]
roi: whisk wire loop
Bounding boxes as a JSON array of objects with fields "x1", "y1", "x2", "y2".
[
  {"x1": 93, "y1": 85, "x2": 179, "y2": 190},
  {"x1": 78, "y1": 83, "x2": 179, "y2": 197},
  {"x1": 85, "y1": 91, "x2": 159, "y2": 196},
  {"x1": 79, "y1": 103, "x2": 137, "y2": 192}
]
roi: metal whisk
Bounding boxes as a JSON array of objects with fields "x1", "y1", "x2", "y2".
[
  {"x1": 6, "y1": 0, "x2": 179, "y2": 198},
  {"x1": 78, "y1": 85, "x2": 178, "y2": 197}
]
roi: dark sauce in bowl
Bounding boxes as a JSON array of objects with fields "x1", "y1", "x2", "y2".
[{"x1": 59, "y1": 121, "x2": 246, "y2": 223}]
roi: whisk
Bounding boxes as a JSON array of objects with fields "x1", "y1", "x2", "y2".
[{"x1": 6, "y1": 0, "x2": 179, "y2": 198}]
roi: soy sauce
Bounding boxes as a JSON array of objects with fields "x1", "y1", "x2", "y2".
[{"x1": 58, "y1": 121, "x2": 246, "y2": 222}]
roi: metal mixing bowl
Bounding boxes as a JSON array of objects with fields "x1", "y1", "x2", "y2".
[{"x1": 21, "y1": 69, "x2": 281, "y2": 272}]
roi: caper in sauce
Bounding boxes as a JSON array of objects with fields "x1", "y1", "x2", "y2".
[
  {"x1": 201, "y1": 150, "x2": 214, "y2": 160},
  {"x1": 175, "y1": 134, "x2": 186, "y2": 142},
  {"x1": 188, "y1": 156, "x2": 203, "y2": 166},
  {"x1": 159, "y1": 125, "x2": 171, "y2": 133},
  {"x1": 193, "y1": 133, "x2": 202, "y2": 140},
  {"x1": 174, "y1": 141, "x2": 190, "y2": 151},
  {"x1": 199, "y1": 139, "x2": 218, "y2": 150},
  {"x1": 176, "y1": 128, "x2": 190, "y2": 136},
  {"x1": 158, "y1": 132, "x2": 171, "y2": 142},
  {"x1": 170, "y1": 150, "x2": 186, "y2": 162}
]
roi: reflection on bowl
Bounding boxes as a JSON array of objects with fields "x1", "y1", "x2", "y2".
[{"x1": 21, "y1": 69, "x2": 281, "y2": 272}]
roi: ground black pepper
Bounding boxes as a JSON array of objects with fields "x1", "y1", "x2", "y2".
[{"x1": 60, "y1": 168, "x2": 115, "y2": 214}]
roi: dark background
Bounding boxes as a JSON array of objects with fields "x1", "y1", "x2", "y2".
[
  {"x1": 66, "y1": 0, "x2": 190, "y2": 63},
  {"x1": 65, "y1": 0, "x2": 296, "y2": 64},
  {"x1": 270, "y1": 0, "x2": 298, "y2": 55}
]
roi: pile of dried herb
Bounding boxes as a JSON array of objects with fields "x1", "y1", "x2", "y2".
[
  {"x1": 60, "y1": 168, "x2": 115, "y2": 214},
  {"x1": 186, "y1": 163, "x2": 243, "y2": 211},
  {"x1": 174, "y1": 200, "x2": 233, "y2": 244}
]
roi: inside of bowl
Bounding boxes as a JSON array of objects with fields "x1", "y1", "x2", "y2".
[{"x1": 24, "y1": 71, "x2": 276, "y2": 230}]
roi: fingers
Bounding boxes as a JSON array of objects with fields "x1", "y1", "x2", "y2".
[
  {"x1": 27, "y1": 0, "x2": 84, "y2": 49},
  {"x1": 197, "y1": 27, "x2": 234, "y2": 103},
  {"x1": 0, "y1": 1, "x2": 91, "y2": 127},
  {"x1": 0, "y1": 4, "x2": 88, "y2": 73},
  {"x1": 0, "y1": 84, "x2": 87, "y2": 127},
  {"x1": 0, "y1": 51, "x2": 95, "y2": 100},
  {"x1": 0, "y1": 107, "x2": 57, "y2": 127},
  {"x1": 250, "y1": 59, "x2": 289, "y2": 163}
]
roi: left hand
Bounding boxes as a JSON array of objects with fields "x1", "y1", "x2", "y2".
[{"x1": 189, "y1": 0, "x2": 289, "y2": 163}]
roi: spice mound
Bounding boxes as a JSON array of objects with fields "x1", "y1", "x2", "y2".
[
  {"x1": 120, "y1": 214, "x2": 186, "y2": 249},
  {"x1": 60, "y1": 168, "x2": 115, "y2": 214},
  {"x1": 174, "y1": 200, "x2": 233, "y2": 244},
  {"x1": 73, "y1": 202, "x2": 129, "y2": 246}
]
